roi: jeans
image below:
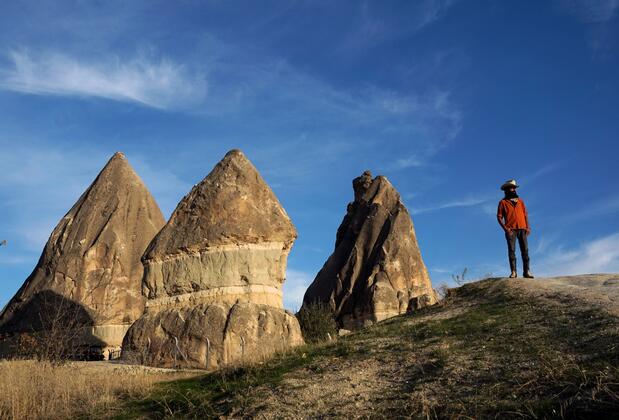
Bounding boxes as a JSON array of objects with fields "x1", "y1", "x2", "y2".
[{"x1": 505, "y1": 229, "x2": 530, "y2": 274}]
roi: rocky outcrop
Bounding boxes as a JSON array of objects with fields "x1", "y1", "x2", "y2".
[
  {"x1": 0, "y1": 153, "x2": 165, "y2": 357},
  {"x1": 302, "y1": 171, "x2": 436, "y2": 330},
  {"x1": 122, "y1": 150, "x2": 303, "y2": 368}
]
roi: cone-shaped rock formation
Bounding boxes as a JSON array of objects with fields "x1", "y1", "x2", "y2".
[
  {"x1": 302, "y1": 171, "x2": 436, "y2": 330},
  {"x1": 123, "y1": 150, "x2": 303, "y2": 368},
  {"x1": 0, "y1": 152, "x2": 166, "y2": 357}
]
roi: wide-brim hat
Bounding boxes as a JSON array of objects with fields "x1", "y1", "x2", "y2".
[{"x1": 500, "y1": 179, "x2": 519, "y2": 190}]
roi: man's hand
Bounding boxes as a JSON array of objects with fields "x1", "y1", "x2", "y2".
[
  {"x1": 526, "y1": 228, "x2": 531, "y2": 236},
  {"x1": 504, "y1": 228, "x2": 512, "y2": 236}
]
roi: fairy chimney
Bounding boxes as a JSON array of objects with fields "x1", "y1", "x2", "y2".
[
  {"x1": 302, "y1": 170, "x2": 436, "y2": 329},
  {"x1": 0, "y1": 152, "x2": 165, "y2": 357},
  {"x1": 122, "y1": 150, "x2": 303, "y2": 368}
]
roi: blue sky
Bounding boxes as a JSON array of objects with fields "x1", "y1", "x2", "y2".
[{"x1": 1, "y1": 0, "x2": 618, "y2": 311}]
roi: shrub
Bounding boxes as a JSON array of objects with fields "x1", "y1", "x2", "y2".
[{"x1": 296, "y1": 302, "x2": 338, "y2": 343}]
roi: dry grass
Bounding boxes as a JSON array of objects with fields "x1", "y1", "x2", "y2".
[{"x1": 0, "y1": 359, "x2": 197, "y2": 420}]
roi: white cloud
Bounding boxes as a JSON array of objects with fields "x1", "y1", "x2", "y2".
[
  {"x1": 532, "y1": 233, "x2": 561, "y2": 256},
  {"x1": 429, "y1": 267, "x2": 453, "y2": 274},
  {"x1": 412, "y1": 196, "x2": 489, "y2": 215},
  {"x1": 338, "y1": 0, "x2": 460, "y2": 52},
  {"x1": 282, "y1": 268, "x2": 314, "y2": 312},
  {"x1": 521, "y1": 161, "x2": 564, "y2": 183},
  {"x1": 559, "y1": 0, "x2": 619, "y2": 23},
  {"x1": 416, "y1": 0, "x2": 461, "y2": 30},
  {"x1": 0, "y1": 49, "x2": 207, "y2": 109},
  {"x1": 241, "y1": 81, "x2": 461, "y2": 183},
  {"x1": 394, "y1": 155, "x2": 425, "y2": 169},
  {"x1": 536, "y1": 232, "x2": 619, "y2": 276}
]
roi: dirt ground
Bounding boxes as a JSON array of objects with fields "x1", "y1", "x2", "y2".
[
  {"x1": 508, "y1": 273, "x2": 619, "y2": 316},
  {"x1": 237, "y1": 273, "x2": 619, "y2": 419}
]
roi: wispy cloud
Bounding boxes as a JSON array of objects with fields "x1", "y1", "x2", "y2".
[
  {"x1": 558, "y1": 0, "x2": 619, "y2": 23},
  {"x1": 225, "y1": 60, "x2": 462, "y2": 182},
  {"x1": 0, "y1": 49, "x2": 207, "y2": 109},
  {"x1": 416, "y1": 0, "x2": 461, "y2": 30},
  {"x1": 532, "y1": 233, "x2": 561, "y2": 256},
  {"x1": 412, "y1": 196, "x2": 489, "y2": 215},
  {"x1": 282, "y1": 268, "x2": 313, "y2": 311},
  {"x1": 536, "y1": 231, "x2": 619, "y2": 276},
  {"x1": 520, "y1": 161, "x2": 565, "y2": 183},
  {"x1": 410, "y1": 161, "x2": 563, "y2": 216},
  {"x1": 429, "y1": 267, "x2": 453, "y2": 274},
  {"x1": 338, "y1": 0, "x2": 461, "y2": 52},
  {"x1": 394, "y1": 154, "x2": 425, "y2": 169},
  {"x1": 557, "y1": 0, "x2": 619, "y2": 57}
]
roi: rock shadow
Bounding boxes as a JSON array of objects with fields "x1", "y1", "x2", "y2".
[{"x1": 0, "y1": 290, "x2": 106, "y2": 360}]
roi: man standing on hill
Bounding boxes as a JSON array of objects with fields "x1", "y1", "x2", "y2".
[{"x1": 497, "y1": 180, "x2": 534, "y2": 279}]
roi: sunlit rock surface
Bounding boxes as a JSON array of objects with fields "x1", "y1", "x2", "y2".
[
  {"x1": 302, "y1": 170, "x2": 436, "y2": 330},
  {"x1": 123, "y1": 150, "x2": 303, "y2": 368},
  {"x1": 0, "y1": 153, "x2": 165, "y2": 356}
]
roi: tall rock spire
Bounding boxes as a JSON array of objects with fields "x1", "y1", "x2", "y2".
[
  {"x1": 302, "y1": 170, "x2": 436, "y2": 330},
  {"x1": 0, "y1": 152, "x2": 166, "y2": 356},
  {"x1": 123, "y1": 149, "x2": 303, "y2": 369}
]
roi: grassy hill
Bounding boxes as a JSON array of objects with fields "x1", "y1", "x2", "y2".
[{"x1": 107, "y1": 276, "x2": 619, "y2": 419}]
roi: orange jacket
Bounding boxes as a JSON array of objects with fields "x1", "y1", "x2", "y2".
[{"x1": 497, "y1": 198, "x2": 529, "y2": 230}]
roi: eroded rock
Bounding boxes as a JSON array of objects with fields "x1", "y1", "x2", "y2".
[
  {"x1": 123, "y1": 149, "x2": 303, "y2": 368},
  {"x1": 123, "y1": 302, "x2": 302, "y2": 369},
  {"x1": 0, "y1": 153, "x2": 165, "y2": 356},
  {"x1": 302, "y1": 170, "x2": 436, "y2": 329}
]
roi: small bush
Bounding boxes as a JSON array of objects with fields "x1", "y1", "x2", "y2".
[
  {"x1": 435, "y1": 283, "x2": 450, "y2": 301},
  {"x1": 296, "y1": 302, "x2": 338, "y2": 343}
]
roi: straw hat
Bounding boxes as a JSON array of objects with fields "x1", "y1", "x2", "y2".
[{"x1": 500, "y1": 179, "x2": 519, "y2": 191}]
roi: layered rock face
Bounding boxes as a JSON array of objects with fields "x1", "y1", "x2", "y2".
[
  {"x1": 0, "y1": 153, "x2": 165, "y2": 355},
  {"x1": 302, "y1": 171, "x2": 436, "y2": 330},
  {"x1": 123, "y1": 150, "x2": 303, "y2": 368}
]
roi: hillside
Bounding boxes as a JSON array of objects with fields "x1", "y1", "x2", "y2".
[{"x1": 109, "y1": 274, "x2": 619, "y2": 419}]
